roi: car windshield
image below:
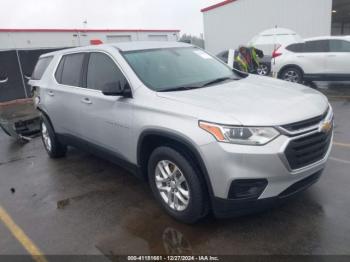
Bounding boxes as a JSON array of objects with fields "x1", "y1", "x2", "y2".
[{"x1": 122, "y1": 47, "x2": 240, "y2": 92}]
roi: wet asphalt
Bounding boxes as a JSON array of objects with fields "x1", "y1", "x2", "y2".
[{"x1": 0, "y1": 82, "x2": 349, "y2": 256}]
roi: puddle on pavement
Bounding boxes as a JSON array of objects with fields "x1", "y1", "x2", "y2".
[{"x1": 94, "y1": 192, "x2": 327, "y2": 256}]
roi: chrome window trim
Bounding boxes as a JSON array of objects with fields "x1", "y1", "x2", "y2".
[
  {"x1": 276, "y1": 106, "x2": 333, "y2": 136},
  {"x1": 50, "y1": 49, "x2": 133, "y2": 96}
]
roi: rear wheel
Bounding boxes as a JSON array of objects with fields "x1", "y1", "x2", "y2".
[
  {"x1": 280, "y1": 67, "x2": 303, "y2": 83},
  {"x1": 41, "y1": 115, "x2": 67, "y2": 158},
  {"x1": 148, "y1": 146, "x2": 208, "y2": 224}
]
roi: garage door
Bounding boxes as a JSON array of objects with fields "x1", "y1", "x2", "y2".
[
  {"x1": 148, "y1": 35, "x2": 168, "y2": 41},
  {"x1": 106, "y1": 35, "x2": 132, "y2": 43},
  {"x1": 0, "y1": 50, "x2": 26, "y2": 102}
]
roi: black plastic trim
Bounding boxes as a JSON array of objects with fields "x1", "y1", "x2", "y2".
[
  {"x1": 281, "y1": 108, "x2": 328, "y2": 133},
  {"x1": 57, "y1": 133, "x2": 142, "y2": 178},
  {"x1": 228, "y1": 179, "x2": 268, "y2": 200},
  {"x1": 304, "y1": 73, "x2": 350, "y2": 81},
  {"x1": 137, "y1": 129, "x2": 215, "y2": 200},
  {"x1": 212, "y1": 170, "x2": 323, "y2": 218},
  {"x1": 279, "y1": 170, "x2": 322, "y2": 198}
]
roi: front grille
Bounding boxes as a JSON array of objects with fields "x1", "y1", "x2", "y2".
[
  {"x1": 282, "y1": 109, "x2": 329, "y2": 132},
  {"x1": 285, "y1": 129, "x2": 332, "y2": 170}
]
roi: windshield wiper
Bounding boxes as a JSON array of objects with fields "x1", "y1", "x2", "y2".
[
  {"x1": 201, "y1": 77, "x2": 237, "y2": 87},
  {"x1": 158, "y1": 77, "x2": 238, "y2": 92},
  {"x1": 158, "y1": 86, "x2": 203, "y2": 92}
]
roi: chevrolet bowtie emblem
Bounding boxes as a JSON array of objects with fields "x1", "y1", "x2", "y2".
[{"x1": 319, "y1": 121, "x2": 332, "y2": 133}]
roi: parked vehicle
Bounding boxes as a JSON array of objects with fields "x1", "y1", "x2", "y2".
[
  {"x1": 244, "y1": 28, "x2": 303, "y2": 76},
  {"x1": 216, "y1": 49, "x2": 271, "y2": 76},
  {"x1": 0, "y1": 48, "x2": 62, "y2": 140},
  {"x1": 248, "y1": 27, "x2": 302, "y2": 58},
  {"x1": 30, "y1": 42, "x2": 333, "y2": 223},
  {"x1": 272, "y1": 36, "x2": 350, "y2": 83}
]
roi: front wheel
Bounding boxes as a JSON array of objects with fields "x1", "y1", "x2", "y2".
[
  {"x1": 257, "y1": 63, "x2": 270, "y2": 76},
  {"x1": 280, "y1": 67, "x2": 303, "y2": 83},
  {"x1": 148, "y1": 146, "x2": 208, "y2": 224}
]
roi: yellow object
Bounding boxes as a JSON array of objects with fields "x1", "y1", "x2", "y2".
[
  {"x1": 0, "y1": 205, "x2": 47, "y2": 262},
  {"x1": 236, "y1": 55, "x2": 248, "y2": 72}
]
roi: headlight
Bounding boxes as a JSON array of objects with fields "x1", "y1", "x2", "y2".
[{"x1": 199, "y1": 121, "x2": 280, "y2": 145}]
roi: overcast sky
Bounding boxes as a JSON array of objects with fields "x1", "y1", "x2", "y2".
[{"x1": 0, "y1": 0, "x2": 220, "y2": 36}]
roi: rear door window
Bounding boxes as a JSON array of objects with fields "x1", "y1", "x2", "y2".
[
  {"x1": 60, "y1": 53, "x2": 85, "y2": 87},
  {"x1": 329, "y1": 40, "x2": 350, "y2": 52},
  {"x1": 304, "y1": 40, "x2": 329, "y2": 53},
  {"x1": 86, "y1": 52, "x2": 127, "y2": 91},
  {"x1": 31, "y1": 56, "x2": 53, "y2": 80}
]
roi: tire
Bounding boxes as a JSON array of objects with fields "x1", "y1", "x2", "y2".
[
  {"x1": 41, "y1": 115, "x2": 67, "y2": 158},
  {"x1": 148, "y1": 146, "x2": 208, "y2": 224},
  {"x1": 280, "y1": 67, "x2": 303, "y2": 83},
  {"x1": 257, "y1": 63, "x2": 270, "y2": 76}
]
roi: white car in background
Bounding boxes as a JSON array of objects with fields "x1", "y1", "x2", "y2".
[{"x1": 272, "y1": 36, "x2": 350, "y2": 83}]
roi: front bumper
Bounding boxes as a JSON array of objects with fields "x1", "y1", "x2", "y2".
[
  {"x1": 212, "y1": 170, "x2": 323, "y2": 218},
  {"x1": 199, "y1": 127, "x2": 333, "y2": 203}
]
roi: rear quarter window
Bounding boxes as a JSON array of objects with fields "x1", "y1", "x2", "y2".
[
  {"x1": 286, "y1": 43, "x2": 305, "y2": 53},
  {"x1": 55, "y1": 56, "x2": 65, "y2": 83},
  {"x1": 31, "y1": 56, "x2": 53, "y2": 80}
]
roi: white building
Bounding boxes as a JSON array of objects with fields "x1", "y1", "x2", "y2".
[
  {"x1": 0, "y1": 28, "x2": 180, "y2": 50},
  {"x1": 202, "y1": 0, "x2": 337, "y2": 54}
]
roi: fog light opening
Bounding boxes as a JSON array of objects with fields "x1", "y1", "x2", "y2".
[{"x1": 228, "y1": 179, "x2": 268, "y2": 200}]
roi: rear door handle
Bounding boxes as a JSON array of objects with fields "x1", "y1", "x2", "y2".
[
  {"x1": 296, "y1": 55, "x2": 305, "y2": 58},
  {"x1": 327, "y1": 54, "x2": 337, "y2": 57},
  {"x1": 48, "y1": 90, "x2": 54, "y2": 96},
  {"x1": 81, "y1": 98, "x2": 92, "y2": 104}
]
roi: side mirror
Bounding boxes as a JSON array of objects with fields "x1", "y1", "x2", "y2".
[{"x1": 102, "y1": 80, "x2": 132, "y2": 97}]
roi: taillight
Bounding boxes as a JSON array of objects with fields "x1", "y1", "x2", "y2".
[{"x1": 272, "y1": 45, "x2": 282, "y2": 58}]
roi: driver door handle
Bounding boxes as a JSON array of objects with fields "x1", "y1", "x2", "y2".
[{"x1": 81, "y1": 97, "x2": 92, "y2": 104}]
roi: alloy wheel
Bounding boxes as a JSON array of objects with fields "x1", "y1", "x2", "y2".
[
  {"x1": 257, "y1": 64, "x2": 269, "y2": 76},
  {"x1": 155, "y1": 160, "x2": 190, "y2": 211},
  {"x1": 42, "y1": 122, "x2": 52, "y2": 152},
  {"x1": 283, "y1": 70, "x2": 300, "y2": 82}
]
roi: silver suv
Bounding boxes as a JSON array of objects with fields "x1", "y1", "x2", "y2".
[{"x1": 29, "y1": 42, "x2": 333, "y2": 223}]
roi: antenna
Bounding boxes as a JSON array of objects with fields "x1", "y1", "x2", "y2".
[{"x1": 83, "y1": 20, "x2": 88, "y2": 31}]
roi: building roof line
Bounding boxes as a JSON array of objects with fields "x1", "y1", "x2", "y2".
[
  {"x1": 0, "y1": 28, "x2": 180, "y2": 33},
  {"x1": 201, "y1": 0, "x2": 236, "y2": 13}
]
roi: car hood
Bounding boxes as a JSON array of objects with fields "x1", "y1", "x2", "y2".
[{"x1": 156, "y1": 75, "x2": 329, "y2": 126}]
